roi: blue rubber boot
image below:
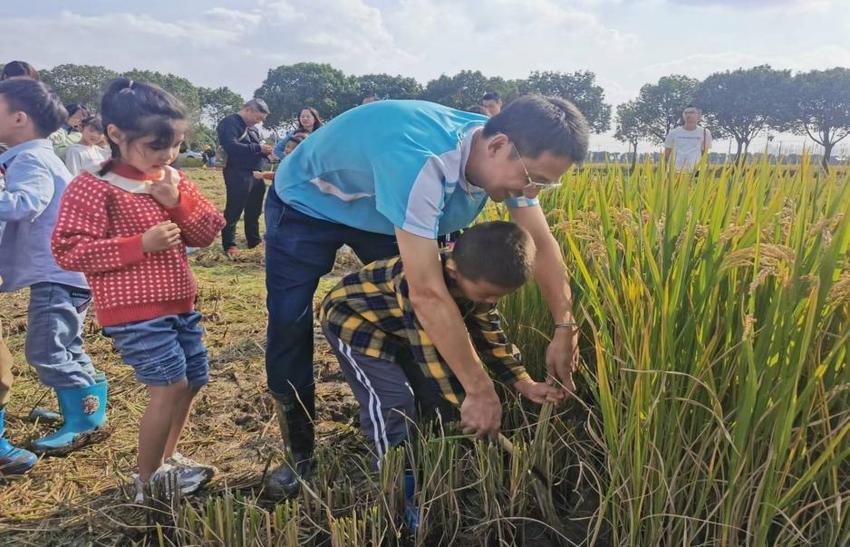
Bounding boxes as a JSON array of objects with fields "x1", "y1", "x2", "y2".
[
  {"x1": 29, "y1": 372, "x2": 106, "y2": 423},
  {"x1": 0, "y1": 407, "x2": 37, "y2": 475},
  {"x1": 31, "y1": 381, "x2": 111, "y2": 456},
  {"x1": 403, "y1": 470, "x2": 420, "y2": 534}
]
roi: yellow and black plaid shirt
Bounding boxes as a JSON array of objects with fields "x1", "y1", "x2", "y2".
[{"x1": 319, "y1": 250, "x2": 531, "y2": 406}]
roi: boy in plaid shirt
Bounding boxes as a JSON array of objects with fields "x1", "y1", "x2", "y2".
[{"x1": 320, "y1": 221, "x2": 564, "y2": 460}]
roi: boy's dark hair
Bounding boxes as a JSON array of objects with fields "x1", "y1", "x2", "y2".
[
  {"x1": 80, "y1": 115, "x2": 103, "y2": 133},
  {"x1": 1, "y1": 61, "x2": 39, "y2": 81},
  {"x1": 99, "y1": 77, "x2": 187, "y2": 175},
  {"x1": 65, "y1": 103, "x2": 88, "y2": 119},
  {"x1": 683, "y1": 103, "x2": 701, "y2": 112},
  {"x1": 481, "y1": 91, "x2": 501, "y2": 103},
  {"x1": 452, "y1": 221, "x2": 535, "y2": 289},
  {"x1": 0, "y1": 78, "x2": 67, "y2": 137},
  {"x1": 483, "y1": 94, "x2": 589, "y2": 163},
  {"x1": 467, "y1": 104, "x2": 488, "y2": 115}
]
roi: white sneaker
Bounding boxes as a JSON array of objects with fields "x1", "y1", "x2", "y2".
[
  {"x1": 132, "y1": 463, "x2": 178, "y2": 503},
  {"x1": 132, "y1": 456, "x2": 215, "y2": 503},
  {"x1": 165, "y1": 452, "x2": 216, "y2": 493}
]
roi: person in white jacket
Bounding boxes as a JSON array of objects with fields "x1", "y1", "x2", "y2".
[{"x1": 64, "y1": 115, "x2": 110, "y2": 176}]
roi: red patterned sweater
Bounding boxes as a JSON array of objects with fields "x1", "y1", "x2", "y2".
[{"x1": 52, "y1": 164, "x2": 225, "y2": 327}]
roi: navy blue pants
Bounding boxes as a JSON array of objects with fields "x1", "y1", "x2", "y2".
[{"x1": 263, "y1": 189, "x2": 399, "y2": 400}]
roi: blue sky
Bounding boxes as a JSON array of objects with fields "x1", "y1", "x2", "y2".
[{"x1": 2, "y1": 0, "x2": 848, "y2": 152}]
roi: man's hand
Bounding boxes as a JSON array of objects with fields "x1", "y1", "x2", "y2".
[
  {"x1": 141, "y1": 221, "x2": 182, "y2": 252},
  {"x1": 515, "y1": 378, "x2": 566, "y2": 405},
  {"x1": 460, "y1": 386, "x2": 502, "y2": 440},
  {"x1": 149, "y1": 168, "x2": 180, "y2": 208},
  {"x1": 261, "y1": 144, "x2": 274, "y2": 156},
  {"x1": 253, "y1": 171, "x2": 265, "y2": 180},
  {"x1": 546, "y1": 326, "x2": 578, "y2": 395}
]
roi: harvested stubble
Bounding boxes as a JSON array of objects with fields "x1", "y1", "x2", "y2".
[{"x1": 2, "y1": 159, "x2": 849, "y2": 546}]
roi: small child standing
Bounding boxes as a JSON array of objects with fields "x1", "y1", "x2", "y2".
[
  {"x1": 53, "y1": 78, "x2": 225, "y2": 500},
  {"x1": 64, "y1": 115, "x2": 109, "y2": 177},
  {"x1": 0, "y1": 79, "x2": 108, "y2": 471}
]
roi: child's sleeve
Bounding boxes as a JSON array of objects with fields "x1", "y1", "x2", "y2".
[
  {"x1": 51, "y1": 178, "x2": 146, "y2": 273},
  {"x1": 64, "y1": 147, "x2": 82, "y2": 177},
  {"x1": 0, "y1": 154, "x2": 54, "y2": 222},
  {"x1": 166, "y1": 173, "x2": 225, "y2": 248},
  {"x1": 466, "y1": 304, "x2": 532, "y2": 386}
]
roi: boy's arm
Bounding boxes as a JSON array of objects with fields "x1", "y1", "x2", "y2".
[
  {"x1": 52, "y1": 179, "x2": 146, "y2": 273},
  {"x1": 395, "y1": 229, "x2": 502, "y2": 439},
  {"x1": 0, "y1": 155, "x2": 54, "y2": 222},
  {"x1": 466, "y1": 303, "x2": 531, "y2": 386},
  {"x1": 165, "y1": 172, "x2": 225, "y2": 248}
]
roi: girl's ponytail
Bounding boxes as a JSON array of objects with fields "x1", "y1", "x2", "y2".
[{"x1": 98, "y1": 77, "x2": 187, "y2": 176}]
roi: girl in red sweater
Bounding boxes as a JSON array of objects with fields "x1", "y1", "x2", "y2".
[{"x1": 52, "y1": 78, "x2": 225, "y2": 501}]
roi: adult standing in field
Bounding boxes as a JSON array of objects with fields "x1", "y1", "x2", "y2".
[
  {"x1": 272, "y1": 107, "x2": 323, "y2": 159},
  {"x1": 217, "y1": 98, "x2": 273, "y2": 256},
  {"x1": 664, "y1": 104, "x2": 712, "y2": 172},
  {"x1": 481, "y1": 91, "x2": 503, "y2": 117},
  {"x1": 262, "y1": 95, "x2": 589, "y2": 498}
]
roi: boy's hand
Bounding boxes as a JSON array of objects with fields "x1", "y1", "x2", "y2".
[
  {"x1": 142, "y1": 221, "x2": 182, "y2": 252},
  {"x1": 515, "y1": 379, "x2": 566, "y2": 405},
  {"x1": 150, "y1": 168, "x2": 181, "y2": 208}
]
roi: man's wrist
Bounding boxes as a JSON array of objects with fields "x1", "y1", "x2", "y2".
[{"x1": 464, "y1": 376, "x2": 497, "y2": 398}]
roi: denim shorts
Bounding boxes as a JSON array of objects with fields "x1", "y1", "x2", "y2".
[{"x1": 103, "y1": 311, "x2": 210, "y2": 388}]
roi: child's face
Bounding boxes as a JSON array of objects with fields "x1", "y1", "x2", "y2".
[
  {"x1": 108, "y1": 119, "x2": 188, "y2": 178},
  {"x1": 67, "y1": 110, "x2": 87, "y2": 130},
  {"x1": 284, "y1": 140, "x2": 298, "y2": 156},
  {"x1": 448, "y1": 263, "x2": 515, "y2": 305},
  {"x1": 80, "y1": 125, "x2": 104, "y2": 146},
  {"x1": 0, "y1": 96, "x2": 35, "y2": 145}
]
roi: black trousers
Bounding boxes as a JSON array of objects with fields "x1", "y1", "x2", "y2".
[{"x1": 222, "y1": 167, "x2": 267, "y2": 250}]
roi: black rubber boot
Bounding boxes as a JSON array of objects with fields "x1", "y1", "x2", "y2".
[{"x1": 265, "y1": 388, "x2": 315, "y2": 499}]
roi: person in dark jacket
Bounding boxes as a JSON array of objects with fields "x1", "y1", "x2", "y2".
[{"x1": 216, "y1": 98, "x2": 273, "y2": 255}]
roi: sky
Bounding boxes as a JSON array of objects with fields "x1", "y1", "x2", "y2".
[{"x1": 2, "y1": 0, "x2": 849, "y2": 153}]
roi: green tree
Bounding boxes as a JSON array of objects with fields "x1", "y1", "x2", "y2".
[
  {"x1": 40, "y1": 64, "x2": 118, "y2": 110},
  {"x1": 254, "y1": 62, "x2": 353, "y2": 129},
  {"x1": 347, "y1": 73, "x2": 422, "y2": 106},
  {"x1": 199, "y1": 86, "x2": 245, "y2": 128},
  {"x1": 614, "y1": 101, "x2": 644, "y2": 171},
  {"x1": 420, "y1": 70, "x2": 518, "y2": 110},
  {"x1": 696, "y1": 65, "x2": 791, "y2": 160},
  {"x1": 786, "y1": 67, "x2": 850, "y2": 170},
  {"x1": 520, "y1": 70, "x2": 611, "y2": 133},
  {"x1": 121, "y1": 68, "x2": 202, "y2": 125},
  {"x1": 631, "y1": 75, "x2": 700, "y2": 144}
]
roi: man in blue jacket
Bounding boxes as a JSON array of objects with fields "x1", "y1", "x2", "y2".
[{"x1": 216, "y1": 99, "x2": 273, "y2": 256}]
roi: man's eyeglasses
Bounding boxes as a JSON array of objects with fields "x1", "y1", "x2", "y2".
[{"x1": 512, "y1": 143, "x2": 562, "y2": 191}]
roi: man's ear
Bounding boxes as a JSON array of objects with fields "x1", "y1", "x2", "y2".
[{"x1": 486, "y1": 133, "x2": 510, "y2": 158}]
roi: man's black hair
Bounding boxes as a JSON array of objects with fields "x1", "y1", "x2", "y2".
[
  {"x1": 481, "y1": 91, "x2": 501, "y2": 103},
  {"x1": 482, "y1": 94, "x2": 589, "y2": 163},
  {"x1": 452, "y1": 221, "x2": 535, "y2": 289},
  {"x1": 0, "y1": 78, "x2": 67, "y2": 137}
]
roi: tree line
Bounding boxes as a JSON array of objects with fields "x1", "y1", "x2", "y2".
[{"x1": 37, "y1": 62, "x2": 850, "y2": 167}]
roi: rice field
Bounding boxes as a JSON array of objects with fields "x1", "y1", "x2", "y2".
[{"x1": 1, "y1": 159, "x2": 848, "y2": 546}]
